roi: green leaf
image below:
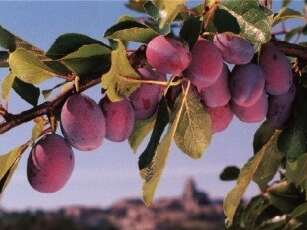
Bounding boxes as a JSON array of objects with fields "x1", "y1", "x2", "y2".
[
  {"x1": 174, "y1": 90, "x2": 212, "y2": 159},
  {"x1": 154, "y1": 0, "x2": 187, "y2": 34},
  {"x1": 290, "y1": 202, "x2": 307, "y2": 219},
  {"x1": 220, "y1": 166, "x2": 240, "y2": 181},
  {"x1": 61, "y1": 43, "x2": 111, "y2": 77},
  {"x1": 273, "y1": 7, "x2": 304, "y2": 26},
  {"x1": 253, "y1": 121, "x2": 276, "y2": 153},
  {"x1": 278, "y1": 86, "x2": 307, "y2": 160},
  {"x1": 138, "y1": 98, "x2": 169, "y2": 170},
  {"x1": 241, "y1": 195, "x2": 271, "y2": 229},
  {"x1": 219, "y1": 0, "x2": 272, "y2": 46},
  {"x1": 286, "y1": 153, "x2": 307, "y2": 186},
  {"x1": 13, "y1": 77, "x2": 40, "y2": 106},
  {"x1": 46, "y1": 33, "x2": 103, "y2": 60},
  {"x1": 141, "y1": 84, "x2": 190, "y2": 206},
  {"x1": 253, "y1": 130, "x2": 283, "y2": 190},
  {"x1": 213, "y1": 8, "x2": 240, "y2": 34},
  {"x1": 105, "y1": 20, "x2": 158, "y2": 43},
  {"x1": 0, "y1": 143, "x2": 29, "y2": 194},
  {"x1": 0, "y1": 25, "x2": 44, "y2": 57},
  {"x1": 1, "y1": 72, "x2": 15, "y2": 101},
  {"x1": 9, "y1": 48, "x2": 55, "y2": 85},
  {"x1": 144, "y1": 1, "x2": 160, "y2": 20},
  {"x1": 101, "y1": 40, "x2": 140, "y2": 102},
  {"x1": 180, "y1": 16, "x2": 202, "y2": 48},
  {"x1": 224, "y1": 131, "x2": 280, "y2": 225},
  {"x1": 129, "y1": 115, "x2": 156, "y2": 153}
]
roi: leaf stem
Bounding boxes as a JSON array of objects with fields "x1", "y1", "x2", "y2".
[{"x1": 119, "y1": 75, "x2": 182, "y2": 87}]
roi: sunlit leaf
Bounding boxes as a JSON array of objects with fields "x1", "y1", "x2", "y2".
[
  {"x1": 105, "y1": 20, "x2": 158, "y2": 43},
  {"x1": 101, "y1": 40, "x2": 140, "y2": 102},
  {"x1": 141, "y1": 84, "x2": 190, "y2": 206},
  {"x1": 0, "y1": 143, "x2": 29, "y2": 194},
  {"x1": 219, "y1": 0, "x2": 272, "y2": 47},
  {"x1": 1, "y1": 72, "x2": 15, "y2": 101},
  {"x1": 154, "y1": 0, "x2": 186, "y2": 34},
  {"x1": 9, "y1": 48, "x2": 55, "y2": 85},
  {"x1": 273, "y1": 7, "x2": 304, "y2": 26},
  {"x1": 174, "y1": 89, "x2": 212, "y2": 159},
  {"x1": 32, "y1": 116, "x2": 45, "y2": 141},
  {"x1": 129, "y1": 115, "x2": 156, "y2": 153}
]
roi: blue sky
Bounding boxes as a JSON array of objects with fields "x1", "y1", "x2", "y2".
[{"x1": 0, "y1": 1, "x2": 304, "y2": 210}]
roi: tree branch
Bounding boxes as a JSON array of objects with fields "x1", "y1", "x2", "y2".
[
  {"x1": 272, "y1": 40, "x2": 307, "y2": 60},
  {"x1": 0, "y1": 77, "x2": 101, "y2": 134},
  {"x1": 0, "y1": 40, "x2": 307, "y2": 135}
]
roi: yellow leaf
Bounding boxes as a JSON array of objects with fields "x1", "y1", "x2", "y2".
[
  {"x1": 141, "y1": 82, "x2": 190, "y2": 206},
  {"x1": 101, "y1": 40, "x2": 140, "y2": 101},
  {"x1": 1, "y1": 72, "x2": 15, "y2": 101},
  {"x1": 32, "y1": 116, "x2": 45, "y2": 141},
  {"x1": 9, "y1": 48, "x2": 55, "y2": 85}
]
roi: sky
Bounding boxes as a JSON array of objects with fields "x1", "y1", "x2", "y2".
[{"x1": 0, "y1": 0, "x2": 304, "y2": 210}]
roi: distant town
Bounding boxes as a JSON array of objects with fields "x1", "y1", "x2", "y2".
[{"x1": 0, "y1": 178, "x2": 224, "y2": 230}]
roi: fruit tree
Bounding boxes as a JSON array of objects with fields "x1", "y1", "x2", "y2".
[{"x1": 0, "y1": 0, "x2": 307, "y2": 228}]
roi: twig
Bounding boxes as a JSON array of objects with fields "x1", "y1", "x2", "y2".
[{"x1": 272, "y1": 40, "x2": 307, "y2": 60}]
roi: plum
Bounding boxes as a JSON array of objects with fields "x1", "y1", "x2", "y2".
[
  {"x1": 200, "y1": 64, "x2": 231, "y2": 108},
  {"x1": 230, "y1": 63, "x2": 265, "y2": 107},
  {"x1": 27, "y1": 134, "x2": 74, "y2": 193},
  {"x1": 186, "y1": 38, "x2": 224, "y2": 90},
  {"x1": 267, "y1": 84, "x2": 296, "y2": 129},
  {"x1": 61, "y1": 94, "x2": 106, "y2": 151},
  {"x1": 146, "y1": 35, "x2": 191, "y2": 75},
  {"x1": 232, "y1": 92, "x2": 268, "y2": 123},
  {"x1": 100, "y1": 97, "x2": 135, "y2": 142},
  {"x1": 260, "y1": 42, "x2": 293, "y2": 95},
  {"x1": 130, "y1": 66, "x2": 165, "y2": 120},
  {"x1": 213, "y1": 33, "x2": 254, "y2": 64},
  {"x1": 208, "y1": 104, "x2": 234, "y2": 133}
]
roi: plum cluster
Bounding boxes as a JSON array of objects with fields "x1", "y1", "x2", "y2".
[
  {"x1": 146, "y1": 34, "x2": 295, "y2": 133},
  {"x1": 27, "y1": 68, "x2": 165, "y2": 193},
  {"x1": 27, "y1": 33, "x2": 295, "y2": 193}
]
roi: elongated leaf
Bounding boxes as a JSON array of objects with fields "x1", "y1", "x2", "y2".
[
  {"x1": 253, "y1": 130, "x2": 283, "y2": 190},
  {"x1": 139, "y1": 98, "x2": 169, "y2": 170},
  {"x1": 286, "y1": 153, "x2": 307, "y2": 186},
  {"x1": 101, "y1": 40, "x2": 140, "y2": 101},
  {"x1": 125, "y1": 0, "x2": 147, "y2": 13},
  {"x1": 253, "y1": 121, "x2": 276, "y2": 153},
  {"x1": 0, "y1": 143, "x2": 29, "y2": 194},
  {"x1": 174, "y1": 90, "x2": 212, "y2": 159},
  {"x1": 154, "y1": 0, "x2": 186, "y2": 34},
  {"x1": 0, "y1": 25, "x2": 44, "y2": 57},
  {"x1": 32, "y1": 116, "x2": 45, "y2": 141},
  {"x1": 273, "y1": 7, "x2": 304, "y2": 26},
  {"x1": 224, "y1": 131, "x2": 280, "y2": 224},
  {"x1": 105, "y1": 20, "x2": 158, "y2": 43},
  {"x1": 129, "y1": 115, "x2": 156, "y2": 153},
  {"x1": 46, "y1": 33, "x2": 103, "y2": 60},
  {"x1": 144, "y1": 1, "x2": 160, "y2": 20},
  {"x1": 61, "y1": 43, "x2": 111, "y2": 77},
  {"x1": 12, "y1": 78, "x2": 40, "y2": 106},
  {"x1": 141, "y1": 85, "x2": 190, "y2": 206},
  {"x1": 1, "y1": 72, "x2": 15, "y2": 101},
  {"x1": 180, "y1": 16, "x2": 202, "y2": 48},
  {"x1": 220, "y1": 0, "x2": 272, "y2": 46},
  {"x1": 9, "y1": 48, "x2": 55, "y2": 85}
]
